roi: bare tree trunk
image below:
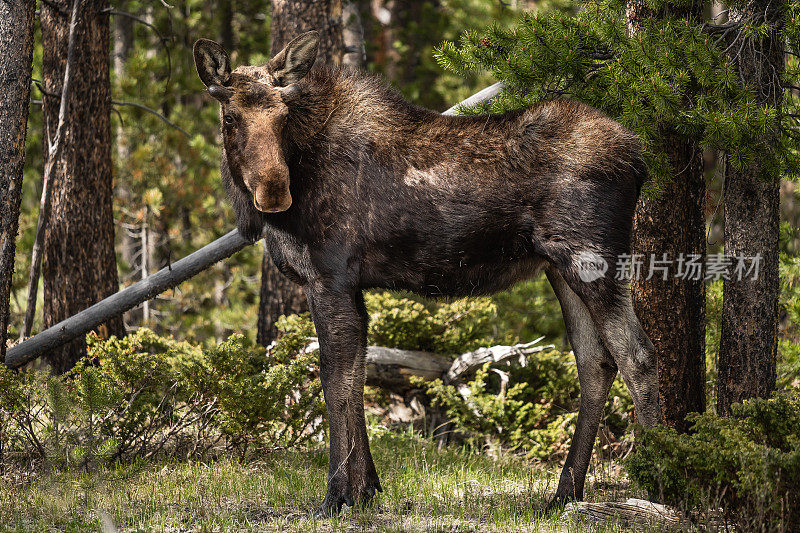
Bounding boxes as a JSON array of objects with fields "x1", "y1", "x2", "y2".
[
  {"x1": 20, "y1": 0, "x2": 83, "y2": 340},
  {"x1": 258, "y1": 0, "x2": 364, "y2": 344},
  {"x1": 41, "y1": 0, "x2": 124, "y2": 373},
  {"x1": 0, "y1": 0, "x2": 36, "y2": 360},
  {"x1": 717, "y1": 1, "x2": 783, "y2": 415},
  {"x1": 631, "y1": 141, "x2": 706, "y2": 432},
  {"x1": 219, "y1": 0, "x2": 234, "y2": 51},
  {"x1": 270, "y1": 0, "x2": 355, "y2": 67},
  {"x1": 369, "y1": 0, "x2": 399, "y2": 81},
  {"x1": 113, "y1": 1, "x2": 143, "y2": 329},
  {"x1": 627, "y1": 1, "x2": 706, "y2": 432}
]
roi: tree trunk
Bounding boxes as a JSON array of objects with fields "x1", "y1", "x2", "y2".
[
  {"x1": 627, "y1": 1, "x2": 706, "y2": 432},
  {"x1": 219, "y1": 0, "x2": 234, "y2": 51},
  {"x1": 0, "y1": 0, "x2": 36, "y2": 360},
  {"x1": 631, "y1": 141, "x2": 706, "y2": 432},
  {"x1": 717, "y1": 2, "x2": 783, "y2": 416},
  {"x1": 258, "y1": 0, "x2": 364, "y2": 344},
  {"x1": 113, "y1": 2, "x2": 142, "y2": 330},
  {"x1": 41, "y1": 0, "x2": 124, "y2": 373}
]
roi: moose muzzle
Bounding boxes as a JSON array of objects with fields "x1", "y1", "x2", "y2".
[{"x1": 252, "y1": 172, "x2": 292, "y2": 212}]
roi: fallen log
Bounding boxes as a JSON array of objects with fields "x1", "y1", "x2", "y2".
[
  {"x1": 560, "y1": 498, "x2": 687, "y2": 530},
  {"x1": 443, "y1": 337, "x2": 547, "y2": 384},
  {"x1": 5, "y1": 229, "x2": 250, "y2": 369},
  {"x1": 302, "y1": 337, "x2": 553, "y2": 393}
]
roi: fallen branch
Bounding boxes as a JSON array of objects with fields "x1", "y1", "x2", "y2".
[
  {"x1": 561, "y1": 498, "x2": 687, "y2": 530},
  {"x1": 302, "y1": 338, "x2": 553, "y2": 393},
  {"x1": 444, "y1": 336, "x2": 548, "y2": 384}
]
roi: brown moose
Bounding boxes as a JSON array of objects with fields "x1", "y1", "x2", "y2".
[{"x1": 193, "y1": 31, "x2": 660, "y2": 517}]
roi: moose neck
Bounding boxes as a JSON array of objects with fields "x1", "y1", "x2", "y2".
[{"x1": 282, "y1": 66, "x2": 439, "y2": 155}]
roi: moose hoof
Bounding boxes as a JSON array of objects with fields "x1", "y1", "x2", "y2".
[
  {"x1": 313, "y1": 481, "x2": 382, "y2": 518},
  {"x1": 352, "y1": 480, "x2": 382, "y2": 507}
]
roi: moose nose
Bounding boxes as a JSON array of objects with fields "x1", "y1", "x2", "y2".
[{"x1": 253, "y1": 179, "x2": 292, "y2": 213}]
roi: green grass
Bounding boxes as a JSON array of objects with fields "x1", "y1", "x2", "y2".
[{"x1": 0, "y1": 427, "x2": 649, "y2": 532}]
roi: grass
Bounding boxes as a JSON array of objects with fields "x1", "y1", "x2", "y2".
[{"x1": 0, "y1": 426, "x2": 652, "y2": 532}]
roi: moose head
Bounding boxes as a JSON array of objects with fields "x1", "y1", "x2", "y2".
[{"x1": 193, "y1": 32, "x2": 320, "y2": 213}]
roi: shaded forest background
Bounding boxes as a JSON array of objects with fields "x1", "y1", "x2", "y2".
[
  {"x1": 2, "y1": 0, "x2": 800, "y2": 529},
  {"x1": 3, "y1": 0, "x2": 800, "y2": 419},
  {"x1": 7, "y1": 0, "x2": 572, "y2": 348}
]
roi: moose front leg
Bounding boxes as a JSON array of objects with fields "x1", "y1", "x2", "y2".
[
  {"x1": 346, "y1": 292, "x2": 382, "y2": 501},
  {"x1": 306, "y1": 283, "x2": 381, "y2": 517}
]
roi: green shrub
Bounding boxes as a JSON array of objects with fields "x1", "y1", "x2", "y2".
[
  {"x1": 779, "y1": 245, "x2": 800, "y2": 390},
  {"x1": 276, "y1": 291, "x2": 502, "y2": 356},
  {"x1": 365, "y1": 291, "x2": 498, "y2": 355},
  {"x1": 0, "y1": 326, "x2": 324, "y2": 468},
  {"x1": 491, "y1": 277, "x2": 566, "y2": 346},
  {"x1": 185, "y1": 327, "x2": 325, "y2": 455},
  {"x1": 423, "y1": 349, "x2": 634, "y2": 459},
  {"x1": 626, "y1": 390, "x2": 800, "y2": 532}
]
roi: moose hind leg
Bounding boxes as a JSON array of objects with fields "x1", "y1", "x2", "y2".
[
  {"x1": 555, "y1": 262, "x2": 661, "y2": 428},
  {"x1": 598, "y1": 299, "x2": 660, "y2": 426},
  {"x1": 546, "y1": 267, "x2": 618, "y2": 507},
  {"x1": 306, "y1": 284, "x2": 379, "y2": 517}
]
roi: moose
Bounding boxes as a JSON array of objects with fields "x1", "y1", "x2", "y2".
[{"x1": 193, "y1": 31, "x2": 661, "y2": 517}]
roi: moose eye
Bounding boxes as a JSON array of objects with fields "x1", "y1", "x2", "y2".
[{"x1": 223, "y1": 114, "x2": 236, "y2": 126}]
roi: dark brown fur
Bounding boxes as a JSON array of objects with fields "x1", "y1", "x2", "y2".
[{"x1": 194, "y1": 33, "x2": 660, "y2": 517}]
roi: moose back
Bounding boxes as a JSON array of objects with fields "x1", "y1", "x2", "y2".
[{"x1": 194, "y1": 31, "x2": 660, "y2": 517}]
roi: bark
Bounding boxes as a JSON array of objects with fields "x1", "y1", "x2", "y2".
[
  {"x1": 627, "y1": 1, "x2": 706, "y2": 432},
  {"x1": 219, "y1": 0, "x2": 234, "y2": 51},
  {"x1": 21, "y1": 0, "x2": 82, "y2": 340},
  {"x1": 258, "y1": 0, "x2": 364, "y2": 344},
  {"x1": 631, "y1": 141, "x2": 706, "y2": 432},
  {"x1": 270, "y1": 0, "x2": 353, "y2": 65},
  {"x1": 41, "y1": 0, "x2": 124, "y2": 373},
  {"x1": 0, "y1": 0, "x2": 36, "y2": 360},
  {"x1": 717, "y1": 2, "x2": 783, "y2": 416}
]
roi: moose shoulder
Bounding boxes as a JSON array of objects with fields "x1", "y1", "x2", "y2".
[{"x1": 194, "y1": 31, "x2": 661, "y2": 517}]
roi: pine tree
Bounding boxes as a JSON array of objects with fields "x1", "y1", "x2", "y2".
[
  {"x1": 41, "y1": 0, "x2": 124, "y2": 372},
  {"x1": 718, "y1": 1, "x2": 787, "y2": 415},
  {"x1": 0, "y1": 0, "x2": 36, "y2": 360},
  {"x1": 627, "y1": 0, "x2": 707, "y2": 432}
]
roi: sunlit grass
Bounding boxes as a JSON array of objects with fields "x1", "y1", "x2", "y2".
[{"x1": 0, "y1": 426, "x2": 649, "y2": 532}]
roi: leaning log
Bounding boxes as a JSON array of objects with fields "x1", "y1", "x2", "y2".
[
  {"x1": 5, "y1": 229, "x2": 250, "y2": 368},
  {"x1": 442, "y1": 82, "x2": 505, "y2": 115}
]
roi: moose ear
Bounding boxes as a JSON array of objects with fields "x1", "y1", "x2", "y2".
[
  {"x1": 193, "y1": 38, "x2": 231, "y2": 88},
  {"x1": 268, "y1": 31, "x2": 320, "y2": 87}
]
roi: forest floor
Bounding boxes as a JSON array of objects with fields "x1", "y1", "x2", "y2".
[{"x1": 0, "y1": 427, "x2": 660, "y2": 532}]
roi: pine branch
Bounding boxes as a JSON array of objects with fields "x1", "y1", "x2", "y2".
[{"x1": 111, "y1": 100, "x2": 190, "y2": 137}]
